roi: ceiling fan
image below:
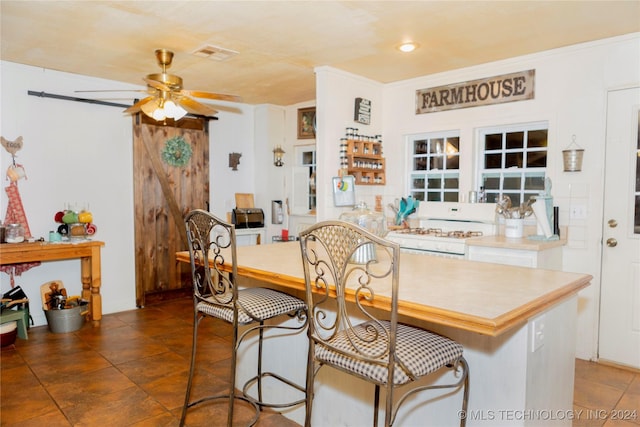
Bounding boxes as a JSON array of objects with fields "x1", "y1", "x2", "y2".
[{"x1": 80, "y1": 49, "x2": 242, "y2": 121}]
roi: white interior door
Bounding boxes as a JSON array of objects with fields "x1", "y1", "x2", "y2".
[{"x1": 598, "y1": 87, "x2": 640, "y2": 369}]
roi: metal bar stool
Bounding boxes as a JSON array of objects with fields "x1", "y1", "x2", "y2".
[
  {"x1": 299, "y1": 220, "x2": 469, "y2": 427},
  {"x1": 180, "y1": 209, "x2": 308, "y2": 426}
]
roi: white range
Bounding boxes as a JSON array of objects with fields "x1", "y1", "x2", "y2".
[{"x1": 385, "y1": 201, "x2": 498, "y2": 258}]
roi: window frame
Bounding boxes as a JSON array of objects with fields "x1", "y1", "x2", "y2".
[
  {"x1": 406, "y1": 130, "x2": 461, "y2": 202},
  {"x1": 476, "y1": 121, "x2": 548, "y2": 206}
]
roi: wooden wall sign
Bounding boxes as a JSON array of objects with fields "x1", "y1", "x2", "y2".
[
  {"x1": 354, "y1": 97, "x2": 371, "y2": 124},
  {"x1": 416, "y1": 69, "x2": 535, "y2": 114}
]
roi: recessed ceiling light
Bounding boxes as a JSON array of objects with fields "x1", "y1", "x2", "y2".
[{"x1": 398, "y1": 42, "x2": 419, "y2": 53}]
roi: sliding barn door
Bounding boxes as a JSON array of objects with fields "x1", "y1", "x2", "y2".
[{"x1": 133, "y1": 115, "x2": 209, "y2": 307}]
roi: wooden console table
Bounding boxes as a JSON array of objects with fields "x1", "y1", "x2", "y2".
[{"x1": 0, "y1": 241, "x2": 105, "y2": 325}]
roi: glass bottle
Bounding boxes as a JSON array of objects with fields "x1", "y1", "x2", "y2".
[{"x1": 5, "y1": 223, "x2": 25, "y2": 243}]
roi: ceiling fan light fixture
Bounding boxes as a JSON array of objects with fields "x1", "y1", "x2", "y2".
[
  {"x1": 164, "y1": 100, "x2": 187, "y2": 120},
  {"x1": 151, "y1": 107, "x2": 166, "y2": 121}
]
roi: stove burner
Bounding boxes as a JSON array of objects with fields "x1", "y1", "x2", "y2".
[{"x1": 394, "y1": 228, "x2": 483, "y2": 239}]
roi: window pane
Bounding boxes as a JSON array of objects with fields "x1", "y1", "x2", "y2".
[
  {"x1": 427, "y1": 192, "x2": 442, "y2": 201},
  {"x1": 506, "y1": 132, "x2": 524, "y2": 149},
  {"x1": 506, "y1": 152, "x2": 523, "y2": 168},
  {"x1": 414, "y1": 140, "x2": 428, "y2": 155},
  {"x1": 444, "y1": 176, "x2": 459, "y2": 189},
  {"x1": 302, "y1": 151, "x2": 314, "y2": 165},
  {"x1": 444, "y1": 192, "x2": 458, "y2": 202},
  {"x1": 485, "y1": 153, "x2": 502, "y2": 169},
  {"x1": 527, "y1": 151, "x2": 547, "y2": 168},
  {"x1": 414, "y1": 157, "x2": 427, "y2": 170},
  {"x1": 524, "y1": 174, "x2": 545, "y2": 191},
  {"x1": 636, "y1": 155, "x2": 640, "y2": 192},
  {"x1": 412, "y1": 177, "x2": 425, "y2": 189},
  {"x1": 446, "y1": 137, "x2": 459, "y2": 153},
  {"x1": 485, "y1": 133, "x2": 502, "y2": 150},
  {"x1": 412, "y1": 191, "x2": 425, "y2": 202},
  {"x1": 430, "y1": 156, "x2": 444, "y2": 170},
  {"x1": 504, "y1": 192, "x2": 522, "y2": 206},
  {"x1": 430, "y1": 138, "x2": 444, "y2": 154},
  {"x1": 503, "y1": 175, "x2": 521, "y2": 190},
  {"x1": 485, "y1": 192, "x2": 501, "y2": 203},
  {"x1": 447, "y1": 155, "x2": 460, "y2": 170},
  {"x1": 427, "y1": 177, "x2": 441, "y2": 188},
  {"x1": 528, "y1": 130, "x2": 548, "y2": 148},
  {"x1": 483, "y1": 174, "x2": 501, "y2": 190}
]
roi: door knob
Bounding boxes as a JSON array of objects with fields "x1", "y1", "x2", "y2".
[
  {"x1": 608, "y1": 219, "x2": 618, "y2": 228},
  {"x1": 606, "y1": 238, "x2": 618, "y2": 247}
]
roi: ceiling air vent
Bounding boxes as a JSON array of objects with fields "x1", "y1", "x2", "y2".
[{"x1": 191, "y1": 44, "x2": 238, "y2": 61}]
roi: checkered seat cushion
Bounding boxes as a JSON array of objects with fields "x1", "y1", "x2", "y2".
[
  {"x1": 197, "y1": 287, "x2": 306, "y2": 324},
  {"x1": 315, "y1": 320, "x2": 463, "y2": 385}
]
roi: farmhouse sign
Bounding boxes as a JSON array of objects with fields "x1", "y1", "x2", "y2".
[{"x1": 416, "y1": 69, "x2": 535, "y2": 114}]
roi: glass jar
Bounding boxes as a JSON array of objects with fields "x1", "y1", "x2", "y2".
[
  {"x1": 339, "y1": 202, "x2": 387, "y2": 264},
  {"x1": 339, "y1": 202, "x2": 387, "y2": 237},
  {"x1": 5, "y1": 223, "x2": 25, "y2": 243}
]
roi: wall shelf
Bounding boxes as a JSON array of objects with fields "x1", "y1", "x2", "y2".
[{"x1": 343, "y1": 139, "x2": 386, "y2": 185}]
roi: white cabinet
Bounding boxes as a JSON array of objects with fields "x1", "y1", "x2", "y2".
[
  {"x1": 467, "y1": 245, "x2": 562, "y2": 269},
  {"x1": 235, "y1": 228, "x2": 266, "y2": 246}
]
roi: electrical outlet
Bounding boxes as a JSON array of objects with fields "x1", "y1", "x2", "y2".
[
  {"x1": 570, "y1": 205, "x2": 587, "y2": 219},
  {"x1": 530, "y1": 317, "x2": 545, "y2": 352}
]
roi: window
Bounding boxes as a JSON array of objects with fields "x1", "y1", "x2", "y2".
[
  {"x1": 408, "y1": 131, "x2": 460, "y2": 202},
  {"x1": 478, "y1": 122, "x2": 548, "y2": 205}
]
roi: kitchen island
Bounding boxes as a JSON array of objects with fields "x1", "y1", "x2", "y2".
[{"x1": 176, "y1": 241, "x2": 591, "y2": 426}]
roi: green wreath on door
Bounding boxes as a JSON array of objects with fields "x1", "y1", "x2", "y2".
[{"x1": 161, "y1": 136, "x2": 192, "y2": 167}]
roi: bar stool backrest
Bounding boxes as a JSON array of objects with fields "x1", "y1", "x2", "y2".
[
  {"x1": 185, "y1": 209, "x2": 238, "y2": 308},
  {"x1": 299, "y1": 220, "x2": 402, "y2": 380}
]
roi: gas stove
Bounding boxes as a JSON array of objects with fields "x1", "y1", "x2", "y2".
[{"x1": 386, "y1": 202, "x2": 497, "y2": 258}]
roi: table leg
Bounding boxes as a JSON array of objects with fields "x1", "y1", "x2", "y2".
[{"x1": 81, "y1": 249, "x2": 102, "y2": 326}]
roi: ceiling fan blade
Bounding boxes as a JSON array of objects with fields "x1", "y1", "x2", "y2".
[
  {"x1": 123, "y1": 96, "x2": 155, "y2": 114},
  {"x1": 75, "y1": 89, "x2": 148, "y2": 93},
  {"x1": 144, "y1": 77, "x2": 171, "y2": 92},
  {"x1": 176, "y1": 97, "x2": 218, "y2": 117},
  {"x1": 181, "y1": 90, "x2": 242, "y2": 103}
]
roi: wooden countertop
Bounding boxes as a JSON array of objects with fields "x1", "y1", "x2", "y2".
[{"x1": 176, "y1": 241, "x2": 591, "y2": 337}]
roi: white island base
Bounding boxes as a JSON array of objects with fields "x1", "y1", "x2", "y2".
[{"x1": 236, "y1": 292, "x2": 578, "y2": 427}]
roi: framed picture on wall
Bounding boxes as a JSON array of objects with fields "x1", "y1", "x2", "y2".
[{"x1": 297, "y1": 107, "x2": 316, "y2": 139}]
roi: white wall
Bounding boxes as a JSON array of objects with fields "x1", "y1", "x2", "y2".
[
  {"x1": 0, "y1": 62, "x2": 256, "y2": 326},
  {"x1": 315, "y1": 66, "x2": 385, "y2": 221},
  {"x1": 314, "y1": 33, "x2": 640, "y2": 360}
]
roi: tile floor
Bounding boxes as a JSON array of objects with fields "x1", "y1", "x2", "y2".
[{"x1": 1, "y1": 297, "x2": 638, "y2": 426}]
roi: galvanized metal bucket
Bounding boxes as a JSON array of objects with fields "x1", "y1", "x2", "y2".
[{"x1": 44, "y1": 303, "x2": 88, "y2": 333}]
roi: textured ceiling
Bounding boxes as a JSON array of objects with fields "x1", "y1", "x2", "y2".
[{"x1": 1, "y1": 1, "x2": 639, "y2": 106}]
